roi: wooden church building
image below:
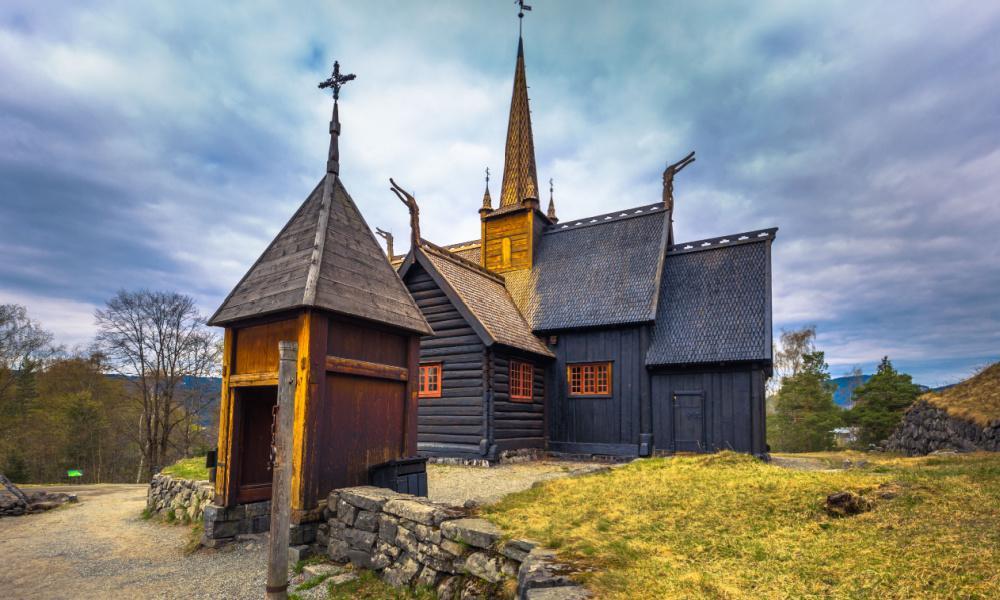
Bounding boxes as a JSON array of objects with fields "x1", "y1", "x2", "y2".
[
  {"x1": 389, "y1": 30, "x2": 777, "y2": 460},
  {"x1": 207, "y1": 64, "x2": 431, "y2": 518}
]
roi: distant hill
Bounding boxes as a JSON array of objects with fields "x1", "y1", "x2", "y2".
[
  {"x1": 830, "y1": 375, "x2": 872, "y2": 409},
  {"x1": 830, "y1": 374, "x2": 939, "y2": 409}
]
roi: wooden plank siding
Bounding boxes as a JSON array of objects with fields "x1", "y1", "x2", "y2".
[
  {"x1": 546, "y1": 326, "x2": 645, "y2": 456},
  {"x1": 403, "y1": 264, "x2": 486, "y2": 457},
  {"x1": 490, "y1": 349, "x2": 546, "y2": 452},
  {"x1": 649, "y1": 366, "x2": 767, "y2": 455}
]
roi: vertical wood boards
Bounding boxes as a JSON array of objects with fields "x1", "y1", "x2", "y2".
[
  {"x1": 547, "y1": 326, "x2": 644, "y2": 454},
  {"x1": 649, "y1": 367, "x2": 764, "y2": 454},
  {"x1": 402, "y1": 264, "x2": 486, "y2": 457},
  {"x1": 320, "y1": 373, "x2": 406, "y2": 488},
  {"x1": 233, "y1": 318, "x2": 300, "y2": 375}
]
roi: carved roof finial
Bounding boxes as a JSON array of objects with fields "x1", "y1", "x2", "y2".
[
  {"x1": 375, "y1": 227, "x2": 394, "y2": 259},
  {"x1": 547, "y1": 177, "x2": 558, "y2": 223},
  {"x1": 663, "y1": 151, "x2": 695, "y2": 246},
  {"x1": 318, "y1": 61, "x2": 356, "y2": 176},
  {"x1": 389, "y1": 178, "x2": 421, "y2": 249}
]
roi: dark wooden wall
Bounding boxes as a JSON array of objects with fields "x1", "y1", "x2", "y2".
[
  {"x1": 403, "y1": 264, "x2": 486, "y2": 457},
  {"x1": 546, "y1": 326, "x2": 646, "y2": 456},
  {"x1": 649, "y1": 366, "x2": 766, "y2": 455},
  {"x1": 490, "y1": 349, "x2": 546, "y2": 455}
]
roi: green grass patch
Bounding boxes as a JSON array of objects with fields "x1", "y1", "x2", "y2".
[
  {"x1": 482, "y1": 451, "x2": 1000, "y2": 599},
  {"x1": 293, "y1": 555, "x2": 327, "y2": 575},
  {"x1": 161, "y1": 456, "x2": 209, "y2": 480},
  {"x1": 328, "y1": 570, "x2": 437, "y2": 599}
]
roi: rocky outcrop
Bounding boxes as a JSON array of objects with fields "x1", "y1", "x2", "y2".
[
  {"x1": 885, "y1": 400, "x2": 1000, "y2": 455},
  {"x1": 146, "y1": 473, "x2": 214, "y2": 523},
  {"x1": 0, "y1": 489, "x2": 77, "y2": 517},
  {"x1": 322, "y1": 485, "x2": 588, "y2": 599}
]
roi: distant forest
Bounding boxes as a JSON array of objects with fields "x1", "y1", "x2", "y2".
[{"x1": 0, "y1": 294, "x2": 220, "y2": 484}]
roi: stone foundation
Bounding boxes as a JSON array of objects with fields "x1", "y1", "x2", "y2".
[
  {"x1": 199, "y1": 499, "x2": 320, "y2": 553},
  {"x1": 885, "y1": 400, "x2": 1000, "y2": 455},
  {"x1": 322, "y1": 485, "x2": 589, "y2": 599},
  {"x1": 146, "y1": 474, "x2": 213, "y2": 523}
]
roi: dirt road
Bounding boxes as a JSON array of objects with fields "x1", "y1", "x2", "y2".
[
  {"x1": 0, "y1": 484, "x2": 266, "y2": 599},
  {"x1": 0, "y1": 462, "x2": 604, "y2": 598}
]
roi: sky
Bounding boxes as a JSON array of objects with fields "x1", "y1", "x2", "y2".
[{"x1": 1, "y1": 1, "x2": 998, "y2": 387}]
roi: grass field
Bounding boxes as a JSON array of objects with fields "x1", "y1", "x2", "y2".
[
  {"x1": 483, "y1": 451, "x2": 1000, "y2": 599},
  {"x1": 160, "y1": 456, "x2": 209, "y2": 481}
]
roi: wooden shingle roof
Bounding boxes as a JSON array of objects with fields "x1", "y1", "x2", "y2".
[
  {"x1": 400, "y1": 244, "x2": 552, "y2": 358},
  {"x1": 209, "y1": 177, "x2": 432, "y2": 335},
  {"x1": 645, "y1": 229, "x2": 776, "y2": 366}
]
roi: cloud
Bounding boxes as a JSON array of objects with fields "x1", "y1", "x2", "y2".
[{"x1": 0, "y1": 0, "x2": 998, "y2": 387}]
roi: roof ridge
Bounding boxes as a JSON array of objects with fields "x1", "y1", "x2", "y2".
[
  {"x1": 544, "y1": 202, "x2": 666, "y2": 235},
  {"x1": 441, "y1": 239, "x2": 481, "y2": 251},
  {"x1": 668, "y1": 227, "x2": 778, "y2": 255},
  {"x1": 419, "y1": 241, "x2": 504, "y2": 283}
]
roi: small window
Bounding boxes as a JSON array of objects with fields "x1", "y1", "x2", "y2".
[
  {"x1": 567, "y1": 363, "x2": 612, "y2": 396},
  {"x1": 501, "y1": 237, "x2": 512, "y2": 267},
  {"x1": 510, "y1": 360, "x2": 533, "y2": 401},
  {"x1": 418, "y1": 363, "x2": 442, "y2": 398}
]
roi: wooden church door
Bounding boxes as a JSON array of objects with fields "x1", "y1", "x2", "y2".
[{"x1": 673, "y1": 391, "x2": 705, "y2": 452}]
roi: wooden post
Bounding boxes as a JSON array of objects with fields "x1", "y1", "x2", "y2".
[{"x1": 266, "y1": 341, "x2": 297, "y2": 600}]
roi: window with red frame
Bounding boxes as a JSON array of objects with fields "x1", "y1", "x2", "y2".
[
  {"x1": 510, "y1": 361, "x2": 533, "y2": 401},
  {"x1": 418, "y1": 363, "x2": 442, "y2": 398},
  {"x1": 567, "y1": 363, "x2": 612, "y2": 396}
]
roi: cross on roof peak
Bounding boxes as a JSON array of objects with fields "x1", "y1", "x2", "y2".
[{"x1": 318, "y1": 60, "x2": 356, "y2": 101}]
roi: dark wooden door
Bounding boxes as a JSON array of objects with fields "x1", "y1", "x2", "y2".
[
  {"x1": 673, "y1": 391, "x2": 705, "y2": 452},
  {"x1": 234, "y1": 386, "x2": 277, "y2": 503}
]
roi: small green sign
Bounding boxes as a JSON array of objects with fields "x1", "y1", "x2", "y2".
[{"x1": 67, "y1": 469, "x2": 83, "y2": 477}]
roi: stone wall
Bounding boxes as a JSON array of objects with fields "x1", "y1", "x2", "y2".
[
  {"x1": 885, "y1": 400, "x2": 1000, "y2": 455},
  {"x1": 322, "y1": 486, "x2": 589, "y2": 600},
  {"x1": 146, "y1": 473, "x2": 214, "y2": 523}
]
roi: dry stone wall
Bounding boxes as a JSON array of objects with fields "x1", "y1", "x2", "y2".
[
  {"x1": 885, "y1": 400, "x2": 1000, "y2": 455},
  {"x1": 146, "y1": 473, "x2": 214, "y2": 523},
  {"x1": 321, "y1": 486, "x2": 589, "y2": 600}
]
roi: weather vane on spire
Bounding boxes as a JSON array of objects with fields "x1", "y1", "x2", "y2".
[
  {"x1": 486, "y1": 167, "x2": 490, "y2": 186},
  {"x1": 516, "y1": 0, "x2": 532, "y2": 35},
  {"x1": 318, "y1": 60, "x2": 356, "y2": 102}
]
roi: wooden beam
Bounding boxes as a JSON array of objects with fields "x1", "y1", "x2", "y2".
[
  {"x1": 229, "y1": 372, "x2": 279, "y2": 387},
  {"x1": 325, "y1": 355, "x2": 409, "y2": 382},
  {"x1": 265, "y1": 340, "x2": 297, "y2": 600}
]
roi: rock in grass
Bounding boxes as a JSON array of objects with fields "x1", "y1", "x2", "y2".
[{"x1": 824, "y1": 491, "x2": 873, "y2": 517}]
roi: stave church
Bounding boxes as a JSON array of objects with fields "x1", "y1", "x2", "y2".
[{"x1": 388, "y1": 26, "x2": 777, "y2": 461}]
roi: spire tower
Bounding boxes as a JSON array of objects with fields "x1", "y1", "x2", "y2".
[{"x1": 498, "y1": 21, "x2": 539, "y2": 208}]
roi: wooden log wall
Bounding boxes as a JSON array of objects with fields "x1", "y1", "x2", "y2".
[
  {"x1": 490, "y1": 350, "x2": 546, "y2": 452},
  {"x1": 403, "y1": 264, "x2": 486, "y2": 457}
]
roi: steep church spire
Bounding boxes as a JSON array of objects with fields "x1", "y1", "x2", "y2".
[{"x1": 498, "y1": 32, "x2": 539, "y2": 207}]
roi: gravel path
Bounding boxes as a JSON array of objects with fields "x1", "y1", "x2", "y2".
[
  {"x1": 427, "y1": 460, "x2": 607, "y2": 505},
  {"x1": 0, "y1": 484, "x2": 267, "y2": 599},
  {"x1": 0, "y1": 462, "x2": 605, "y2": 598}
]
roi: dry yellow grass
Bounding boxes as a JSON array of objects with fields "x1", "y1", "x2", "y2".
[
  {"x1": 483, "y1": 452, "x2": 1000, "y2": 599},
  {"x1": 923, "y1": 362, "x2": 1000, "y2": 426}
]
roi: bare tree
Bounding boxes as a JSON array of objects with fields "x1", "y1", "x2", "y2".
[
  {"x1": 0, "y1": 304, "x2": 55, "y2": 399},
  {"x1": 94, "y1": 290, "x2": 220, "y2": 481},
  {"x1": 768, "y1": 325, "x2": 817, "y2": 396}
]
